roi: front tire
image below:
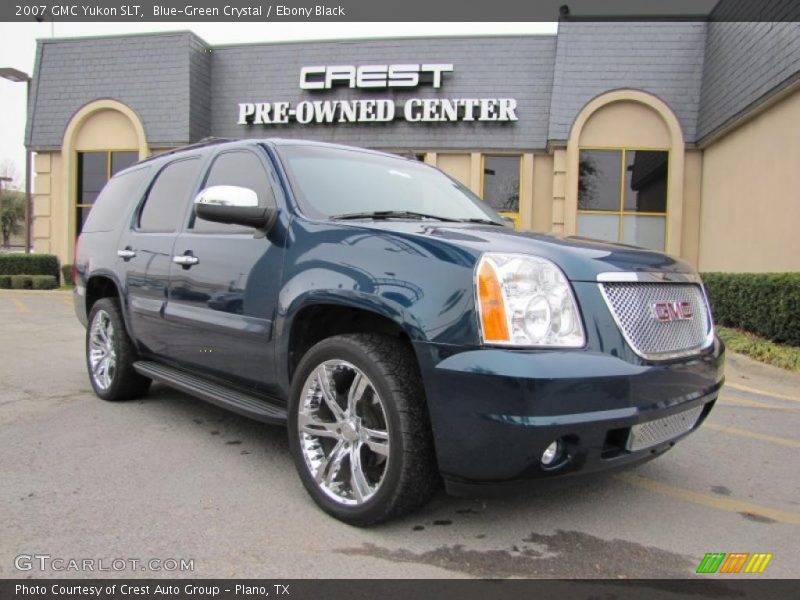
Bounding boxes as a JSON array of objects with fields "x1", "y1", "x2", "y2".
[
  {"x1": 86, "y1": 298, "x2": 151, "y2": 401},
  {"x1": 288, "y1": 333, "x2": 439, "y2": 525}
]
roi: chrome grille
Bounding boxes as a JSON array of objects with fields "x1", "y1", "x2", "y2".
[
  {"x1": 626, "y1": 405, "x2": 704, "y2": 451},
  {"x1": 600, "y1": 282, "x2": 712, "y2": 360}
]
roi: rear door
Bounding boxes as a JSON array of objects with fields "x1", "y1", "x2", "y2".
[
  {"x1": 120, "y1": 156, "x2": 204, "y2": 358},
  {"x1": 165, "y1": 148, "x2": 284, "y2": 393}
]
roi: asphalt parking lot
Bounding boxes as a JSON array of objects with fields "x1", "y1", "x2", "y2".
[{"x1": 1, "y1": 290, "x2": 798, "y2": 579}]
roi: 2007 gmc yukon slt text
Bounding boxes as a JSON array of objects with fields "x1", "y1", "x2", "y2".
[{"x1": 74, "y1": 139, "x2": 725, "y2": 525}]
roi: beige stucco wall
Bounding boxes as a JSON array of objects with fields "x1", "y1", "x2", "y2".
[
  {"x1": 74, "y1": 109, "x2": 140, "y2": 151},
  {"x1": 436, "y1": 153, "x2": 472, "y2": 189},
  {"x1": 564, "y1": 91, "x2": 687, "y2": 256},
  {"x1": 680, "y1": 150, "x2": 703, "y2": 268},
  {"x1": 698, "y1": 88, "x2": 800, "y2": 272},
  {"x1": 578, "y1": 101, "x2": 671, "y2": 147},
  {"x1": 33, "y1": 101, "x2": 149, "y2": 266},
  {"x1": 33, "y1": 152, "x2": 61, "y2": 256},
  {"x1": 532, "y1": 152, "x2": 554, "y2": 233}
]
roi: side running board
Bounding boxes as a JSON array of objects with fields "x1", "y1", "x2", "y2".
[{"x1": 133, "y1": 360, "x2": 287, "y2": 424}]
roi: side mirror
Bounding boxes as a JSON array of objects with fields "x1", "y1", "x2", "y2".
[{"x1": 194, "y1": 185, "x2": 276, "y2": 230}]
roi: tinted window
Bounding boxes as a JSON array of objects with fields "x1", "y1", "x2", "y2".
[
  {"x1": 111, "y1": 151, "x2": 139, "y2": 176},
  {"x1": 82, "y1": 166, "x2": 151, "y2": 233},
  {"x1": 577, "y1": 149, "x2": 668, "y2": 251},
  {"x1": 138, "y1": 158, "x2": 201, "y2": 233},
  {"x1": 483, "y1": 155, "x2": 520, "y2": 213},
  {"x1": 78, "y1": 152, "x2": 107, "y2": 205},
  {"x1": 578, "y1": 150, "x2": 622, "y2": 211},
  {"x1": 191, "y1": 150, "x2": 275, "y2": 232},
  {"x1": 624, "y1": 150, "x2": 668, "y2": 212},
  {"x1": 76, "y1": 151, "x2": 141, "y2": 237}
]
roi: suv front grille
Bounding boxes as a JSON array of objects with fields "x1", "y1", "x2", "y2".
[{"x1": 600, "y1": 282, "x2": 712, "y2": 360}]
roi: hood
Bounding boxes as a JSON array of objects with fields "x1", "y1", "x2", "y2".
[{"x1": 349, "y1": 221, "x2": 695, "y2": 282}]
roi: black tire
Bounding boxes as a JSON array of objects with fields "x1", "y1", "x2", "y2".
[
  {"x1": 86, "y1": 297, "x2": 151, "y2": 401},
  {"x1": 288, "y1": 333, "x2": 439, "y2": 526}
]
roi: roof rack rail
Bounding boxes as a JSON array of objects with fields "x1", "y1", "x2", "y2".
[{"x1": 138, "y1": 137, "x2": 234, "y2": 163}]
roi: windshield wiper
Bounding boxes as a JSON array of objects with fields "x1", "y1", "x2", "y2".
[
  {"x1": 330, "y1": 210, "x2": 456, "y2": 222},
  {"x1": 456, "y1": 218, "x2": 505, "y2": 226}
]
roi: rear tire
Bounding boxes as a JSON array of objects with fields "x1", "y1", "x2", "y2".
[
  {"x1": 288, "y1": 333, "x2": 439, "y2": 525},
  {"x1": 86, "y1": 298, "x2": 151, "y2": 401}
]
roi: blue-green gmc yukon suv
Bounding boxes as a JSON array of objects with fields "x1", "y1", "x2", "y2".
[{"x1": 74, "y1": 139, "x2": 725, "y2": 525}]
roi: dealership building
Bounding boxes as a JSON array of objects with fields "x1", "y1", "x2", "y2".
[{"x1": 24, "y1": 21, "x2": 800, "y2": 272}]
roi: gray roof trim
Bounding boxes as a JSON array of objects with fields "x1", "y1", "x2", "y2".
[
  {"x1": 24, "y1": 41, "x2": 44, "y2": 148},
  {"x1": 697, "y1": 73, "x2": 800, "y2": 147},
  {"x1": 210, "y1": 31, "x2": 557, "y2": 50},
  {"x1": 35, "y1": 29, "x2": 209, "y2": 46}
]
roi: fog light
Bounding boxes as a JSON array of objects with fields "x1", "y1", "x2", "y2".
[{"x1": 541, "y1": 440, "x2": 562, "y2": 466}]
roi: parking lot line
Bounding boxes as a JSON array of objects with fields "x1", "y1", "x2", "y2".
[
  {"x1": 727, "y1": 382, "x2": 800, "y2": 404},
  {"x1": 10, "y1": 298, "x2": 31, "y2": 313},
  {"x1": 616, "y1": 473, "x2": 800, "y2": 526},
  {"x1": 704, "y1": 422, "x2": 800, "y2": 449},
  {"x1": 719, "y1": 394, "x2": 798, "y2": 412}
]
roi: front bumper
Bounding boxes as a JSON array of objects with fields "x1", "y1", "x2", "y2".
[{"x1": 414, "y1": 337, "x2": 725, "y2": 493}]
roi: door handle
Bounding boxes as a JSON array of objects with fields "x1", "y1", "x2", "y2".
[
  {"x1": 117, "y1": 247, "x2": 136, "y2": 260},
  {"x1": 173, "y1": 252, "x2": 199, "y2": 269}
]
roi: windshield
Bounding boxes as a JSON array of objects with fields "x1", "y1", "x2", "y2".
[{"x1": 276, "y1": 144, "x2": 505, "y2": 224}]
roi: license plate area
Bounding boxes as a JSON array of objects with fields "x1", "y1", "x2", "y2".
[{"x1": 626, "y1": 405, "x2": 704, "y2": 452}]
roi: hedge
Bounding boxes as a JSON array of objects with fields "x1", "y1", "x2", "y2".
[
  {"x1": 61, "y1": 264, "x2": 74, "y2": 286},
  {"x1": 0, "y1": 254, "x2": 60, "y2": 278},
  {"x1": 0, "y1": 273, "x2": 58, "y2": 289},
  {"x1": 10, "y1": 275, "x2": 33, "y2": 289},
  {"x1": 32, "y1": 275, "x2": 58, "y2": 290},
  {"x1": 702, "y1": 272, "x2": 800, "y2": 347}
]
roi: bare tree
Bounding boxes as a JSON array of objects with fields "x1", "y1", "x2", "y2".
[
  {"x1": 0, "y1": 159, "x2": 21, "y2": 191},
  {"x1": 0, "y1": 160, "x2": 24, "y2": 247}
]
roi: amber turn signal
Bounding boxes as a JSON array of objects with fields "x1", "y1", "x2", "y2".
[{"x1": 477, "y1": 259, "x2": 510, "y2": 343}]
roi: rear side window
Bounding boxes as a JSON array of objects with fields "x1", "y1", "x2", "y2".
[
  {"x1": 191, "y1": 150, "x2": 275, "y2": 233},
  {"x1": 81, "y1": 166, "x2": 151, "y2": 233},
  {"x1": 138, "y1": 158, "x2": 201, "y2": 233}
]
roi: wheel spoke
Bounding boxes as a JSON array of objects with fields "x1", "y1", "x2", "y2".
[
  {"x1": 316, "y1": 368, "x2": 344, "y2": 421},
  {"x1": 102, "y1": 359, "x2": 112, "y2": 388},
  {"x1": 298, "y1": 412, "x2": 341, "y2": 439},
  {"x1": 363, "y1": 427, "x2": 390, "y2": 457},
  {"x1": 315, "y1": 439, "x2": 347, "y2": 485},
  {"x1": 347, "y1": 372, "x2": 369, "y2": 415},
  {"x1": 88, "y1": 309, "x2": 118, "y2": 391},
  {"x1": 298, "y1": 359, "x2": 390, "y2": 507},
  {"x1": 350, "y1": 444, "x2": 372, "y2": 502},
  {"x1": 93, "y1": 356, "x2": 105, "y2": 376}
]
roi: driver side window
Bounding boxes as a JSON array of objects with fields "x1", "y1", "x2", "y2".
[{"x1": 191, "y1": 150, "x2": 275, "y2": 233}]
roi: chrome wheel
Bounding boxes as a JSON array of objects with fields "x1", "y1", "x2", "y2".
[
  {"x1": 297, "y1": 360, "x2": 390, "y2": 506},
  {"x1": 88, "y1": 309, "x2": 117, "y2": 391}
]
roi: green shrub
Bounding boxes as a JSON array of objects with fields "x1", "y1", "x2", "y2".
[
  {"x1": 31, "y1": 275, "x2": 58, "y2": 290},
  {"x1": 10, "y1": 275, "x2": 33, "y2": 289},
  {"x1": 61, "y1": 264, "x2": 74, "y2": 286},
  {"x1": 702, "y1": 272, "x2": 800, "y2": 347},
  {"x1": 0, "y1": 275, "x2": 11, "y2": 288},
  {"x1": 0, "y1": 254, "x2": 59, "y2": 278}
]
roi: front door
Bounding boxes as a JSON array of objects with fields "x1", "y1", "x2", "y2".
[{"x1": 165, "y1": 148, "x2": 284, "y2": 394}]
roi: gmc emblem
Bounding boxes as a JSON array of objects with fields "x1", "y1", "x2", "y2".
[{"x1": 652, "y1": 301, "x2": 693, "y2": 322}]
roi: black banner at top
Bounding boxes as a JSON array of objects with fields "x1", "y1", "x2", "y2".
[{"x1": 2, "y1": 0, "x2": 800, "y2": 22}]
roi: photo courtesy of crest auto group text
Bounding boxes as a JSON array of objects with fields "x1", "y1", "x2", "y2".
[{"x1": 0, "y1": 0, "x2": 798, "y2": 597}]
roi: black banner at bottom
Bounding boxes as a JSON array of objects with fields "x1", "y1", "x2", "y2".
[{"x1": 1, "y1": 579, "x2": 797, "y2": 600}]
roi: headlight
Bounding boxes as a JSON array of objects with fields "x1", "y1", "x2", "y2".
[{"x1": 475, "y1": 253, "x2": 585, "y2": 347}]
